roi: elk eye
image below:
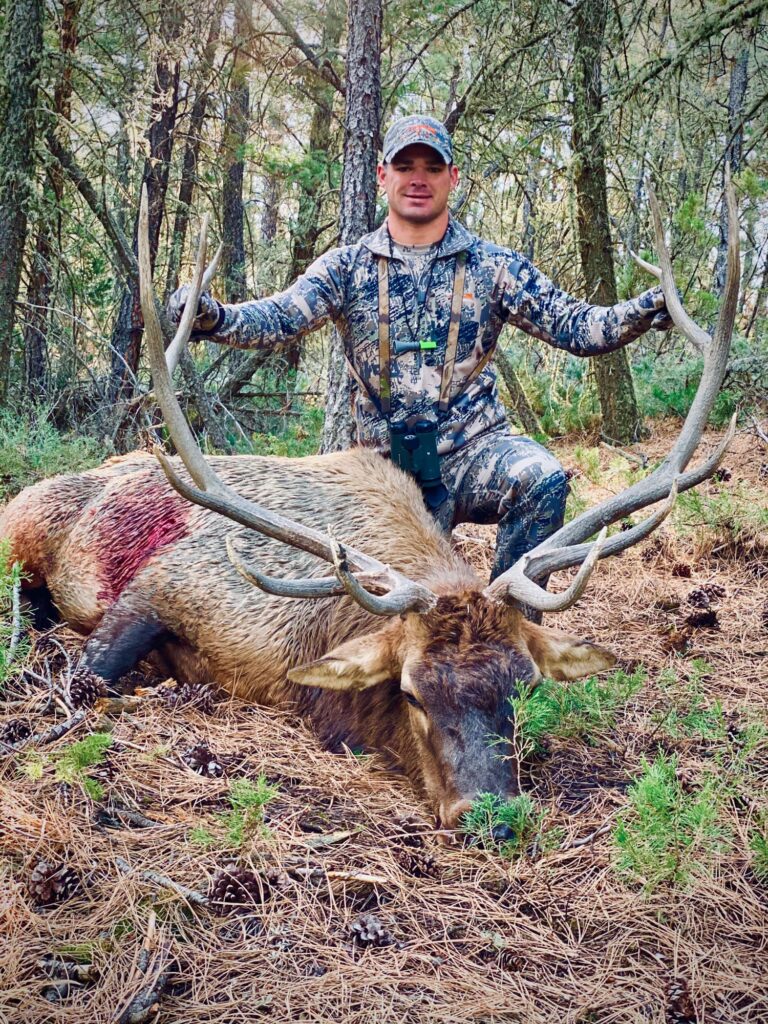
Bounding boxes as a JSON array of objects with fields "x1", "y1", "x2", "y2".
[{"x1": 403, "y1": 692, "x2": 423, "y2": 710}]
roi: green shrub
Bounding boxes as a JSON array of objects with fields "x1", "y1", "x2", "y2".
[
  {"x1": 461, "y1": 792, "x2": 543, "y2": 857},
  {"x1": 613, "y1": 752, "x2": 729, "y2": 890},
  {"x1": 749, "y1": 815, "x2": 768, "y2": 881},
  {"x1": 0, "y1": 408, "x2": 106, "y2": 501},
  {"x1": 0, "y1": 539, "x2": 28, "y2": 686},
  {"x1": 673, "y1": 483, "x2": 768, "y2": 549},
  {"x1": 192, "y1": 775, "x2": 280, "y2": 850},
  {"x1": 509, "y1": 667, "x2": 645, "y2": 757},
  {"x1": 53, "y1": 733, "x2": 113, "y2": 800}
]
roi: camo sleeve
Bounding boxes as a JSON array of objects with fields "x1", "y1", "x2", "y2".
[
  {"x1": 195, "y1": 247, "x2": 349, "y2": 349},
  {"x1": 493, "y1": 253, "x2": 669, "y2": 356}
]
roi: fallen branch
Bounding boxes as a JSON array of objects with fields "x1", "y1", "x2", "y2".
[
  {"x1": 8, "y1": 573, "x2": 22, "y2": 662},
  {"x1": 7, "y1": 708, "x2": 88, "y2": 752},
  {"x1": 561, "y1": 821, "x2": 613, "y2": 850},
  {"x1": 292, "y1": 866, "x2": 390, "y2": 886},
  {"x1": 599, "y1": 439, "x2": 648, "y2": 469},
  {"x1": 751, "y1": 415, "x2": 768, "y2": 447},
  {"x1": 114, "y1": 856, "x2": 209, "y2": 906}
]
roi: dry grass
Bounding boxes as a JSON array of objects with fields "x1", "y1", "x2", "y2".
[{"x1": 1, "y1": 423, "x2": 767, "y2": 1023}]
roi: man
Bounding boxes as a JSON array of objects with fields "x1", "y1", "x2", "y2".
[{"x1": 169, "y1": 114, "x2": 670, "y2": 596}]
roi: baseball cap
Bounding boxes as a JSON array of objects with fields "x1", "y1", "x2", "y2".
[{"x1": 382, "y1": 115, "x2": 453, "y2": 165}]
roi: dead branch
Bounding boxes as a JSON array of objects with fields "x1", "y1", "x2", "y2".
[
  {"x1": 599, "y1": 439, "x2": 649, "y2": 469},
  {"x1": 114, "y1": 856, "x2": 209, "y2": 906}
]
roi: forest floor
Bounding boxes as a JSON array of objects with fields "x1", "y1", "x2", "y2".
[{"x1": 1, "y1": 421, "x2": 767, "y2": 1024}]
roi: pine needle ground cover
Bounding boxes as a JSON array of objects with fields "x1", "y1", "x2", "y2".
[{"x1": 1, "y1": 425, "x2": 767, "y2": 1023}]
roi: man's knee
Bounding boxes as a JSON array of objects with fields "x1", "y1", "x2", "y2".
[{"x1": 498, "y1": 452, "x2": 568, "y2": 522}]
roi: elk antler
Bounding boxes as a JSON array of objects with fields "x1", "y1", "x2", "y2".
[
  {"x1": 486, "y1": 174, "x2": 740, "y2": 612},
  {"x1": 137, "y1": 186, "x2": 437, "y2": 617}
]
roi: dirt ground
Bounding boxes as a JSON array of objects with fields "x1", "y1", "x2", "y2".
[{"x1": 1, "y1": 422, "x2": 767, "y2": 1024}]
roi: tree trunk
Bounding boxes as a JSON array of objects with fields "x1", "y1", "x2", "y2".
[
  {"x1": 714, "y1": 43, "x2": 749, "y2": 297},
  {"x1": 321, "y1": 0, "x2": 382, "y2": 453},
  {"x1": 164, "y1": 5, "x2": 224, "y2": 302},
  {"x1": 22, "y1": 0, "x2": 80, "y2": 402},
  {"x1": 0, "y1": 0, "x2": 44, "y2": 402},
  {"x1": 108, "y1": 4, "x2": 182, "y2": 402},
  {"x1": 571, "y1": 0, "x2": 641, "y2": 443},
  {"x1": 221, "y1": 0, "x2": 251, "y2": 306},
  {"x1": 495, "y1": 348, "x2": 542, "y2": 437},
  {"x1": 283, "y1": 0, "x2": 344, "y2": 371},
  {"x1": 261, "y1": 173, "x2": 280, "y2": 246}
]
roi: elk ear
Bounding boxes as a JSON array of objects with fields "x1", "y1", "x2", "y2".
[
  {"x1": 520, "y1": 620, "x2": 616, "y2": 681},
  {"x1": 288, "y1": 624, "x2": 402, "y2": 691}
]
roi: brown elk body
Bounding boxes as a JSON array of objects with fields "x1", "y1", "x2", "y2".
[{"x1": 0, "y1": 446, "x2": 612, "y2": 827}]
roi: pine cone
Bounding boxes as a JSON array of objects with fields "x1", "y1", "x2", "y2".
[
  {"x1": 760, "y1": 463, "x2": 768, "y2": 480},
  {"x1": 686, "y1": 588, "x2": 711, "y2": 609},
  {"x1": 394, "y1": 847, "x2": 440, "y2": 879},
  {"x1": 264, "y1": 866, "x2": 290, "y2": 892},
  {"x1": 162, "y1": 681, "x2": 219, "y2": 715},
  {"x1": 671, "y1": 562, "x2": 692, "y2": 578},
  {"x1": 208, "y1": 865, "x2": 271, "y2": 912},
  {"x1": 0, "y1": 719, "x2": 31, "y2": 745},
  {"x1": 68, "y1": 669, "x2": 108, "y2": 709},
  {"x1": 702, "y1": 582, "x2": 725, "y2": 601},
  {"x1": 665, "y1": 976, "x2": 696, "y2": 1023},
  {"x1": 393, "y1": 813, "x2": 429, "y2": 848},
  {"x1": 619, "y1": 519, "x2": 634, "y2": 532},
  {"x1": 712, "y1": 466, "x2": 732, "y2": 483},
  {"x1": 181, "y1": 743, "x2": 225, "y2": 778},
  {"x1": 349, "y1": 913, "x2": 393, "y2": 947},
  {"x1": 686, "y1": 608, "x2": 719, "y2": 629},
  {"x1": 28, "y1": 860, "x2": 81, "y2": 907},
  {"x1": 661, "y1": 627, "x2": 693, "y2": 654}
]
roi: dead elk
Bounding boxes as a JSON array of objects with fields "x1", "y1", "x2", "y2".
[{"x1": 0, "y1": 183, "x2": 739, "y2": 830}]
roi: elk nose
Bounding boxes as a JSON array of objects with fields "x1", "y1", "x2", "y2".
[{"x1": 491, "y1": 823, "x2": 516, "y2": 844}]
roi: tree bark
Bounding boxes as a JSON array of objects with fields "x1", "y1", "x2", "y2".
[
  {"x1": 221, "y1": 0, "x2": 251, "y2": 306},
  {"x1": 108, "y1": 4, "x2": 182, "y2": 402},
  {"x1": 283, "y1": 0, "x2": 344, "y2": 371},
  {"x1": 495, "y1": 348, "x2": 542, "y2": 437},
  {"x1": 22, "y1": 0, "x2": 81, "y2": 402},
  {"x1": 164, "y1": 5, "x2": 224, "y2": 302},
  {"x1": 714, "y1": 42, "x2": 749, "y2": 297},
  {"x1": 321, "y1": 0, "x2": 382, "y2": 453},
  {"x1": 571, "y1": 0, "x2": 641, "y2": 443},
  {"x1": 0, "y1": 0, "x2": 44, "y2": 402}
]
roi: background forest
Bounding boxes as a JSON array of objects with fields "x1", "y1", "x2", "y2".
[{"x1": 0, "y1": 0, "x2": 766, "y2": 474}]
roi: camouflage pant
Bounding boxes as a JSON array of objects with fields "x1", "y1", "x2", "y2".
[{"x1": 432, "y1": 425, "x2": 569, "y2": 582}]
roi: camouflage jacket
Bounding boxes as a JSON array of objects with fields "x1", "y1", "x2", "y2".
[{"x1": 205, "y1": 216, "x2": 667, "y2": 455}]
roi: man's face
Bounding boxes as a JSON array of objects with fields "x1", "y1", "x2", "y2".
[{"x1": 377, "y1": 143, "x2": 459, "y2": 226}]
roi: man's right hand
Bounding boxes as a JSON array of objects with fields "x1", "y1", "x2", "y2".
[{"x1": 167, "y1": 285, "x2": 223, "y2": 334}]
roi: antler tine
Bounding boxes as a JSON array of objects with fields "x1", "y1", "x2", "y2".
[
  {"x1": 328, "y1": 529, "x2": 436, "y2": 616},
  {"x1": 488, "y1": 177, "x2": 740, "y2": 612},
  {"x1": 165, "y1": 240, "x2": 223, "y2": 376},
  {"x1": 484, "y1": 528, "x2": 608, "y2": 612},
  {"x1": 225, "y1": 536, "x2": 348, "y2": 598},
  {"x1": 140, "y1": 186, "x2": 223, "y2": 496},
  {"x1": 138, "y1": 186, "x2": 437, "y2": 616},
  {"x1": 644, "y1": 182, "x2": 712, "y2": 355}
]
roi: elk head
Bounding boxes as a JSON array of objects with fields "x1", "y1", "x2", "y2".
[{"x1": 138, "y1": 177, "x2": 739, "y2": 831}]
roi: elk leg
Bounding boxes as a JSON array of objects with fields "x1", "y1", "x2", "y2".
[
  {"x1": 21, "y1": 585, "x2": 60, "y2": 629},
  {"x1": 82, "y1": 597, "x2": 172, "y2": 685}
]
